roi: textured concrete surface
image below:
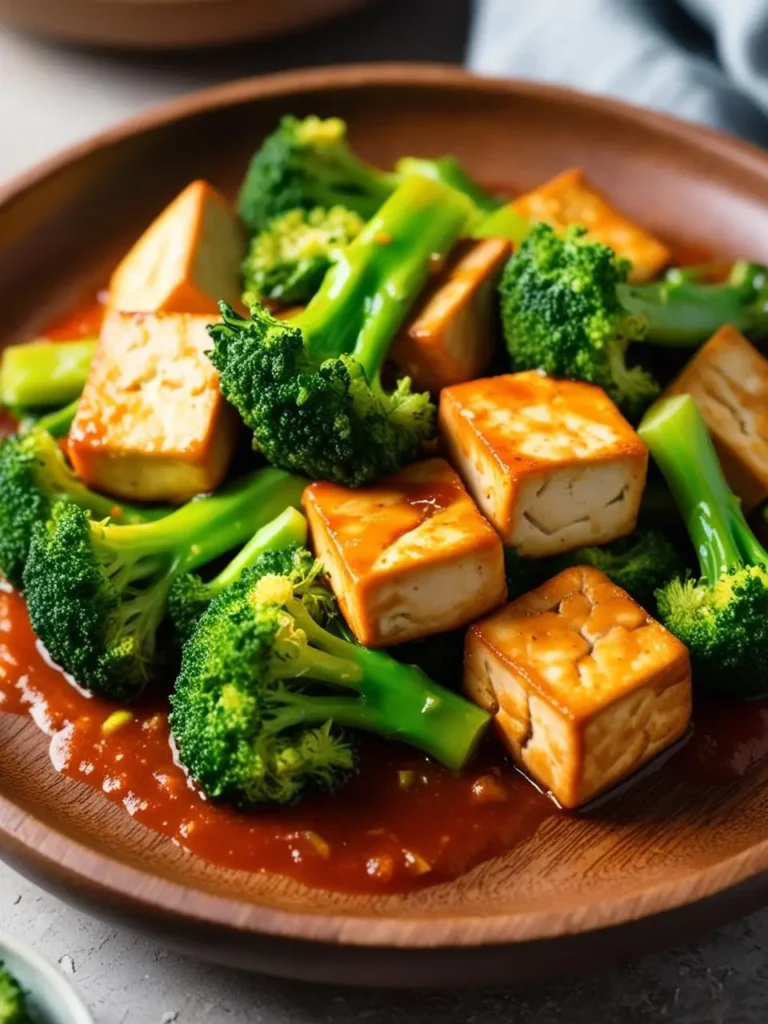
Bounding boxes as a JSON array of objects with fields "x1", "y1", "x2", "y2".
[
  {"x1": 2, "y1": 2, "x2": 767, "y2": 1020},
  {"x1": 1, "y1": 863, "x2": 767, "y2": 1023}
]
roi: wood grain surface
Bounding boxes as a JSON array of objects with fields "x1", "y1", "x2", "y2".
[{"x1": 3, "y1": 64, "x2": 768, "y2": 986}]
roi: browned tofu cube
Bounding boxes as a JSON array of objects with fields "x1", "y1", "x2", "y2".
[
  {"x1": 389, "y1": 238, "x2": 511, "y2": 393},
  {"x1": 304, "y1": 458, "x2": 507, "y2": 647},
  {"x1": 513, "y1": 168, "x2": 670, "y2": 283},
  {"x1": 109, "y1": 180, "x2": 244, "y2": 316},
  {"x1": 68, "y1": 310, "x2": 238, "y2": 504},
  {"x1": 439, "y1": 372, "x2": 648, "y2": 556},
  {"x1": 666, "y1": 326, "x2": 768, "y2": 511},
  {"x1": 465, "y1": 567, "x2": 692, "y2": 808}
]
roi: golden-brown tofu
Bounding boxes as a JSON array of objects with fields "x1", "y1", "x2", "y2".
[
  {"x1": 304, "y1": 458, "x2": 507, "y2": 647},
  {"x1": 439, "y1": 372, "x2": 648, "y2": 556},
  {"x1": 464, "y1": 567, "x2": 691, "y2": 808},
  {"x1": 666, "y1": 326, "x2": 768, "y2": 511},
  {"x1": 513, "y1": 169, "x2": 670, "y2": 283},
  {"x1": 68, "y1": 310, "x2": 238, "y2": 504},
  {"x1": 389, "y1": 238, "x2": 511, "y2": 393},
  {"x1": 109, "y1": 180, "x2": 244, "y2": 315}
]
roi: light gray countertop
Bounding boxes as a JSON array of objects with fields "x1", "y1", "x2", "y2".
[{"x1": 2, "y1": 5, "x2": 768, "y2": 1020}]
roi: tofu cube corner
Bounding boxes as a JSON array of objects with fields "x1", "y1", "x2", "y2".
[
  {"x1": 68, "y1": 310, "x2": 239, "y2": 504},
  {"x1": 304, "y1": 458, "x2": 507, "y2": 647},
  {"x1": 513, "y1": 168, "x2": 670, "y2": 283},
  {"x1": 109, "y1": 180, "x2": 244, "y2": 316},
  {"x1": 439, "y1": 372, "x2": 648, "y2": 557},
  {"x1": 666, "y1": 325, "x2": 768, "y2": 511},
  {"x1": 464, "y1": 566, "x2": 692, "y2": 809},
  {"x1": 389, "y1": 237, "x2": 511, "y2": 393}
]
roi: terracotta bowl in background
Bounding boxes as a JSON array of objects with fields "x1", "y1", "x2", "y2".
[
  {"x1": 0, "y1": 0, "x2": 369, "y2": 50},
  {"x1": 3, "y1": 65, "x2": 768, "y2": 987}
]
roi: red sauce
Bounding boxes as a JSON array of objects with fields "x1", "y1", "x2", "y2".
[
  {"x1": 42, "y1": 294, "x2": 106, "y2": 341},
  {"x1": 0, "y1": 586, "x2": 555, "y2": 893},
  {"x1": 671, "y1": 696, "x2": 768, "y2": 785}
]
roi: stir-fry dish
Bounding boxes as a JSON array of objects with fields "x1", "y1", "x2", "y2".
[{"x1": 3, "y1": 114, "x2": 768, "y2": 892}]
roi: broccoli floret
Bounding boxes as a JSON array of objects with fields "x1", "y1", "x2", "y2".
[
  {"x1": 212, "y1": 176, "x2": 472, "y2": 486},
  {"x1": 238, "y1": 115, "x2": 498, "y2": 234},
  {"x1": 0, "y1": 429, "x2": 165, "y2": 589},
  {"x1": 505, "y1": 529, "x2": 684, "y2": 611},
  {"x1": 639, "y1": 393, "x2": 768, "y2": 697},
  {"x1": 500, "y1": 223, "x2": 659, "y2": 417},
  {"x1": 619, "y1": 260, "x2": 768, "y2": 346},
  {"x1": 238, "y1": 116, "x2": 397, "y2": 234},
  {"x1": 0, "y1": 964, "x2": 30, "y2": 1024},
  {"x1": 500, "y1": 227, "x2": 768, "y2": 397},
  {"x1": 23, "y1": 468, "x2": 306, "y2": 700},
  {"x1": 170, "y1": 549, "x2": 490, "y2": 805},
  {"x1": 242, "y1": 205, "x2": 364, "y2": 306},
  {"x1": 167, "y1": 506, "x2": 308, "y2": 644},
  {"x1": 0, "y1": 339, "x2": 95, "y2": 409}
]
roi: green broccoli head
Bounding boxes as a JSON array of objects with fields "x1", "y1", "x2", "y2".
[
  {"x1": 0, "y1": 964, "x2": 30, "y2": 1024},
  {"x1": 500, "y1": 223, "x2": 659, "y2": 418},
  {"x1": 214, "y1": 177, "x2": 473, "y2": 486},
  {"x1": 171, "y1": 551, "x2": 356, "y2": 804},
  {"x1": 0, "y1": 429, "x2": 162, "y2": 590},
  {"x1": 505, "y1": 529, "x2": 684, "y2": 611},
  {"x1": 209, "y1": 303, "x2": 434, "y2": 487},
  {"x1": 656, "y1": 567, "x2": 768, "y2": 694},
  {"x1": 23, "y1": 469, "x2": 305, "y2": 699},
  {"x1": 640, "y1": 393, "x2": 768, "y2": 698},
  {"x1": 0, "y1": 428, "x2": 169, "y2": 590},
  {"x1": 171, "y1": 548, "x2": 489, "y2": 805},
  {"x1": 167, "y1": 536, "x2": 316, "y2": 647},
  {"x1": 238, "y1": 116, "x2": 396, "y2": 235},
  {"x1": 0, "y1": 431, "x2": 57, "y2": 588},
  {"x1": 242, "y1": 205, "x2": 364, "y2": 306},
  {"x1": 23, "y1": 501, "x2": 172, "y2": 701}
]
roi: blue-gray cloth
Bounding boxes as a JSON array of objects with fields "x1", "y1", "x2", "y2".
[{"x1": 469, "y1": 0, "x2": 768, "y2": 147}]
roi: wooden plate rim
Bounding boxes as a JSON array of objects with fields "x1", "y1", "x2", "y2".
[{"x1": 3, "y1": 62, "x2": 768, "y2": 950}]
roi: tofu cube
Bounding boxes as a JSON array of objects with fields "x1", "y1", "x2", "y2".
[
  {"x1": 389, "y1": 238, "x2": 511, "y2": 393},
  {"x1": 109, "y1": 180, "x2": 244, "y2": 315},
  {"x1": 666, "y1": 326, "x2": 768, "y2": 511},
  {"x1": 513, "y1": 168, "x2": 670, "y2": 283},
  {"x1": 439, "y1": 372, "x2": 648, "y2": 556},
  {"x1": 304, "y1": 458, "x2": 507, "y2": 647},
  {"x1": 464, "y1": 567, "x2": 692, "y2": 808},
  {"x1": 68, "y1": 310, "x2": 238, "y2": 504}
]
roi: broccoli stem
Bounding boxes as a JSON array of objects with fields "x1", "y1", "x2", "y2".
[
  {"x1": 395, "y1": 156, "x2": 502, "y2": 216},
  {"x1": 37, "y1": 441, "x2": 165, "y2": 527},
  {"x1": 207, "y1": 506, "x2": 307, "y2": 595},
  {"x1": 98, "y1": 468, "x2": 306, "y2": 574},
  {"x1": 638, "y1": 394, "x2": 762, "y2": 581},
  {"x1": 19, "y1": 397, "x2": 79, "y2": 437},
  {"x1": 472, "y1": 203, "x2": 531, "y2": 247},
  {"x1": 619, "y1": 262, "x2": 768, "y2": 347},
  {"x1": 0, "y1": 339, "x2": 96, "y2": 408},
  {"x1": 297, "y1": 176, "x2": 473, "y2": 376},
  {"x1": 287, "y1": 600, "x2": 489, "y2": 771}
]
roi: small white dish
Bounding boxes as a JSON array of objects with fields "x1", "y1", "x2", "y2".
[{"x1": 0, "y1": 932, "x2": 92, "y2": 1024}]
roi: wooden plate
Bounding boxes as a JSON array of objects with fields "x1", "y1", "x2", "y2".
[
  {"x1": 0, "y1": 0, "x2": 369, "y2": 50},
  {"x1": 4, "y1": 64, "x2": 768, "y2": 988}
]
